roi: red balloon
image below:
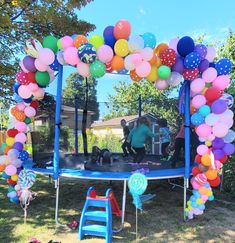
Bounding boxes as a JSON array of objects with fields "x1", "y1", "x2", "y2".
[
  {"x1": 208, "y1": 176, "x2": 221, "y2": 187},
  {"x1": 160, "y1": 48, "x2": 177, "y2": 67},
  {"x1": 220, "y1": 155, "x2": 228, "y2": 164},
  {"x1": 7, "y1": 178, "x2": 17, "y2": 186},
  {"x1": 195, "y1": 154, "x2": 202, "y2": 164},
  {"x1": 16, "y1": 71, "x2": 30, "y2": 85},
  {"x1": 27, "y1": 72, "x2": 36, "y2": 83},
  {"x1": 106, "y1": 62, "x2": 113, "y2": 73},
  {"x1": 30, "y1": 100, "x2": 39, "y2": 109},
  {"x1": 7, "y1": 128, "x2": 18, "y2": 137},
  {"x1": 205, "y1": 87, "x2": 221, "y2": 102},
  {"x1": 192, "y1": 166, "x2": 201, "y2": 176},
  {"x1": 113, "y1": 20, "x2": 131, "y2": 39},
  {"x1": 183, "y1": 68, "x2": 199, "y2": 81}
]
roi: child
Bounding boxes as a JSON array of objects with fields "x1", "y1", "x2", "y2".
[
  {"x1": 120, "y1": 119, "x2": 134, "y2": 157},
  {"x1": 159, "y1": 118, "x2": 171, "y2": 159},
  {"x1": 128, "y1": 117, "x2": 155, "y2": 163},
  {"x1": 91, "y1": 146, "x2": 113, "y2": 165}
]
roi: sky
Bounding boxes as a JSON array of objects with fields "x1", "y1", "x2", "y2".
[{"x1": 46, "y1": 0, "x2": 235, "y2": 117}]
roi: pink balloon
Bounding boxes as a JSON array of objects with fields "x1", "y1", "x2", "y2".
[
  {"x1": 169, "y1": 38, "x2": 179, "y2": 52},
  {"x1": 16, "y1": 103, "x2": 26, "y2": 111},
  {"x1": 140, "y1": 47, "x2": 153, "y2": 61},
  {"x1": 24, "y1": 106, "x2": 36, "y2": 117},
  {"x1": 49, "y1": 71, "x2": 55, "y2": 82},
  {"x1": 7, "y1": 149, "x2": 19, "y2": 159},
  {"x1": 28, "y1": 83, "x2": 39, "y2": 92},
  {"x1": 205, "y1": 113, "x2": 219, "y2": 126},
  {"x1": 202, "y1": 67, "x2": 217, "y2": 83},
  {"x1": 212, "y1": 122, "x2": 229, "y2": 138},
  {"x1": 12, "y1": 159, "x2": 22, "y2": 168},
  {"x1": 15, "y1": 133, "x2": 27, "y2": 143},
  {"x1": 191, "y1": 178, "x2": 200, "y2": 190},
  {"x1": 38, "y1": 48, "x2": 55, "y2": 65},
  {"x1": 136, "y1": 61, "x2": 151, "y2": 77},
  {"x1": 205, "y1": 46, "x2": 216, "y2": 62},
  {"x1": 15, "y1": 121, "x2": 27, "y2": 132},
  {"x1": 197, "y1": 145, "x2": 208, "y2": 156},
  {"x1": 132, "y1": 53, "x2": 142, "y2": 66},
  {"x1": 18, "y1": 85, "x2": 32, "y2": 99},
  {"x1": 97, "y1": 45, "x2": 114, "y2": 63},
  {"x1": 19, "y1": 60, "x2": 29, "y2": 73},
  {"x1": 201, "y1": 195, "x2": 208, "y2": 201},
  {"x1": 61, "y1": 36, "x2": 74, "y2": 49},
  {"x1": 190, "y1": 78, "x2": 205, "y2": 93},
  {"x1": 35, "y1": 58, "x2": 47, "y2": 71},
  {"x1": 192, "y1": 95, "x2": 206, "y2": 109},
  {"x1": 77, "y1": 62, "x2": 90, "y2": 77},
  {"x1": 207, "y1": 134, "x2": 215, "y2": 141},
  {"x1": 155, "y1": 79, "x2": 169, "y2": 90},
  {"x1": 32, "y1": 88, "x2": 45, "y2": 100},
  {"x1": 63, "y1": 47, "x2": 80, "y2": 65},
  {"x1": 215, "y1": 160, "x2": 222, "y2": 169},
  {"x1": 212, "y1": 75, "x2": 230, "y2": 90},
  {"x1": 196, "y1": 124, "x2": 212, "y2": 138},
  {"x1": 5, "y1": 165, "x2": 17, "y2": 176}
]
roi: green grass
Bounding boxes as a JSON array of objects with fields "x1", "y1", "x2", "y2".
[{"x1": 0, "y1": 176, "x2": 235, "y2": 243}]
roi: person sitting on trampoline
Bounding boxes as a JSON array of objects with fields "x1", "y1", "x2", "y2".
[
  {"x1": 159, "y1": 118, "x2": 171, "y2": 160},
  {"x1": 120, "y1": 119, "x2": 134, "y2": 157},
  {"x1": 91, "y1": 146, "x2": 113, "y2": 165},
  {"x1": 128, "y1": 117, "x2": 155, "y2": 163}
]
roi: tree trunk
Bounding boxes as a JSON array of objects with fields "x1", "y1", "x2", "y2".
[{"x1": 82, "y1": 78, "x2": 88, "y2": 156}]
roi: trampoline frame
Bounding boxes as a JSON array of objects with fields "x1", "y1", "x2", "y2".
[{"x1": 51, "y1": 64, "x2": 191, "y2": 226}]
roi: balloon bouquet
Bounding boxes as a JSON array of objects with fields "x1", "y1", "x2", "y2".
[{"x1": 0, "y1": 19, "x2": 234, "y2": 220}]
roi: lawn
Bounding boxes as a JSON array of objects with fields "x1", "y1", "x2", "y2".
[{"x1": 0, "y1": 175, "x2": 235, "y2": 243}]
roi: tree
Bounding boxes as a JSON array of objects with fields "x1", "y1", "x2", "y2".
[{"x1": 0, "y1": 0, "x2": 95, "y2": 104}]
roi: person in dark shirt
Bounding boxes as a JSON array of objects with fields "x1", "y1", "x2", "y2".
[{"x1": 120, "y1": 119, "x2": 134, "y2": 157}]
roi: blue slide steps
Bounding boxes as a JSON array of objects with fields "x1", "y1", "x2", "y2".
[{"x1": 78, "y1": 187, "x2": 113, "y2": 243}]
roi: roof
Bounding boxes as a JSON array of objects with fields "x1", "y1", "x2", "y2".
[{"x1": 91, "y1": 113, "x2": 158, "y2": 128}]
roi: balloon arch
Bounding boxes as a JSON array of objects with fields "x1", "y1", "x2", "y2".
[{"x1": 0, "y1": 19, "x2": 234, "y2": 220}]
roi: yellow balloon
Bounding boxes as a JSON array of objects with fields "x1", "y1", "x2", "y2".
[
  {"x1": 205, "y1": 140, "x2": 212, "y2": 147},
  {"x1": 11, "y1": 174, "x2": 18, "y2": 181},
  {"x1": 146, "y1": 66, "x2": 158, "y2": 82},
  {"x1": 114, "y1": 39, "x2": 129, "y2": 57},
  {"x1": 6, "y1": 137, "x2": 15, "y2": 147}
]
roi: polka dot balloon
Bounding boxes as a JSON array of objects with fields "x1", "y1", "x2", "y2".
[
  {"x1": 184, "y1": 52, "x2": 201, "y2": 69},
  {"x1": 160, "y1": 48, "x2": 177, "y2": 67},
  {"x1": 215, "y1": 58, "x2": 232, "y2": 75}
]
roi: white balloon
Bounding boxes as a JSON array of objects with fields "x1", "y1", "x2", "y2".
[
  {"x1": 128, "y1": 35, "x2": 144, "y2": 53},
  {"x1": 205, "y1": 113, "x2": 219, "y2": 126},
  {"x1": 223, "y1": 130, "x2": 235, "y2": 143},
  {"x1": 167, "y1": 72, "x2": 184, "y2": 86}
]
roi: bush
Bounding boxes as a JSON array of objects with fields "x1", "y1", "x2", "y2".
[{"x1": 222, "y1": 157, "x2": 235, "y2": 197}]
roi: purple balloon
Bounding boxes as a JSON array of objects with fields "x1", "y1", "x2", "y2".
[
  {"x1": 195, "y1": 44, "x2": 207, "y2": 60},
  {"x1": 12, "y1": 142, "x2": 24, "y2": 151},
  {"x1": 198, "y1": 59, "x2": 209, "y2": 72},
  {"x1": 211, "y1": 100, "x2": 227, "y2": 114},
  {"x1": 103, "y1": 26, "x2": 116, "y2": 49},
  {"x1": 17, "y1": 168, "x2": 23, "y2": 174},
  {"x1": 223, "y1": 143, "x2": 235, "y2": 155},
  {"x1": 212, "y1": 138, "x2": 225, "y2": 149},
  {"x1": 172, "y1": 56, "x2": 184, "y2": 74},
  {"x1": 213, "y1": 149, "x2": 225, "y2": 160},
  {"x1": 23, "y1": 56, "x2": 37, "y2": 72}
]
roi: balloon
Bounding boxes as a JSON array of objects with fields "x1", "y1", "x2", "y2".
[
  {"x1": 157, "y1": 65, "x2": 171, "y2": 79},
  {"x1": 90, "y1": 60, "x2": 106, "y2": 78},
  {"x1": 111, "y1": 56, "x2": 124, "y2": 71},
  {"x1": 15, "y1": 122, "x2": 27, "y2": 133},
  {"x1": 132, "y1": 53, "x2": 142, "y2": 66},
  {"x1": 6, "y1": 137, "x2": 15, "y2": 146},
  {"x1": 128, "y1": 35, "x2": 144, "y2": 52},
  {"x1": 12, "y1": 142, "x2": 24, "y2": 151},
  {"x1": 198, "y1": 59, "x2": 210, "y2": 73},
  {"x1": 114, "y1": 39, "x2": 129, "y2": 57},
  {"x1": 160, "y1": 48, "x2": 176, "y2": 66},
  {"x1": 205, "y1": 113, "x2": 219, "y2": 126},
  {"x1": 24, "y1": 106, "x2": 36, "y2": 117},
  {"x1": 201, "y1": 154, "x2": 212, "y2": 166},
  {"x1": 172, "y1": 56, "x2": 184, "y2": 74},
  {"x1": 211, "y1": 100, "x2": 227, "y2": 114},
  {"x1": 155, "y1": 79, "x2": 169, "y2": 90},
  {"x1": 155, "y1": 43, "x2": 168, "y2": 56},
  {"x1": 205, "y1": 87, "x2": 221, "y2": 102},
  {"x1": 183, "y1": 68, "x2": 199, "y2": 81},
  {"x1": 5, "y1": 165, "x2": 17, "y2": 176},
  {"x1": 205, "y1": 46, "x2": 216, "y2": 62},
  {"x1": 177, "y1": 36, "x2": 195, "y2": 57},
  {"x1": 205, "y1": 169, "x2": 217, "y2": 180},
  {"x1": 73, "y1": 35, "x2": 88, "y2": 49},
  {"x1": 35, "y1": 59, "x2": 47, "y2": 72},
  {"x1": 223, "y1": 130, "x2": 235, "y2": 143},
  {"x1": 15, "y1": 133, "x2": 27, "y2": 143},
  {"x1": 198, "y1": 105, "x2": 210, "y2": 117},
  {"x1": 212, "y1": 138, "x2": 225, "y2": 149},
  {"x1": 38, "y1": 48, "x2": 55, "y2": 65},
  {"x1": 42, "y1": 35, "x2": 58, "y2": 53},
  {"x1": 89, "y1": 34, "x2": 104, "y2": 50},
  {"x1": 213, "y1": 75, "x2": 230, "y2": 90},
  {"x1": 128, "y1": 173, "x2": 148, "y2": 195},
  {"x1": 190, "y1": 78, "x2": 205, "y2": 93},
  {"x1": 35, "y1": 71, "x2": 50, "y2": 87},
  {"x1": 142, "y1": 32, "x2": 156, "y2": 48},
  {"x1": 105, "y1": 62, "x2": 113, "y2": 73},
  {"x1": 7, "y1": 129, "x2": 18, "y2": 138},
  {"x1": 18, "y1": 150, "x2": 29, "y2": 162},
  {"x1": 196, "y1": 124, "x2": 212, "y2": 138},
  {"x1": 169, "y1": 38, "x2": 179, "y2": 51},
  {"x1": 212, "y1": 122, "x2": 229, "y2": 138},
  {"x1": 124, "y1": 55, "x2": 135, "y2": 71},
  {"x1": 57, "y1": 51, "x2": 66, "y2": 65},
  {"x1": 184, "y1": 52, "x2": 201, "y2": 69},
  {"x1": 23, "y1": 56, "x2": 37, "y2": 72},
  {"x1": 140, "y1": 47, "x2": 153, "y2": 61},
  {"x1": 49, "y1": 56, "x2": 60, "y2": 71},
  {"x1": 208, "y1": 177, "x2": 221, "y2": 187},
  {"x1": 18, "y1": 169, "x2": 36, "y2": 188},
  {"x1": 78, "y1": 43, "x2": 96, "y2": 64},
  {"x1": 27, "y1": 72, "x2": 36, "y2": 83},
  {"x1": 202, "y1": 67, "x2": 217, "y2": 83},
  {"x1": 103, "y1": 26, "x2": 116, "y2": 48},
  {"x1": 77, "y1": 62, "x2": 90, "y2": 77},
  {"x1": 32, "y1": 88, "x2": 45, "y2": 100},
  {"x1": 191, "y1": 112, "x2": 205, "y2": 126},
  {"x1": 113, "y1": 20, "x2": 131, "y2": 39},
  {"x1": 28, "y1": 83, "x2": 39, "y2": 92},
  {"x1": 167, "y1": 72, "x2": 184, "y2": 86},
  {"x1": 60, "y1": 36, "x2": 73, "y2": 49},
  {"x1": 97, "y1": 45, "x2": 114, "y2": 63},
  {"x1": 24, "y1": 38, "x2": 42, "y2": 58},
  {"x1": 223, "y1": 143, "x2": 235, "y2": 155},
  {"x1": 192, "y1": 166, "x2": 201, "y2": 176},
  {"x1": 146, "y1": 66, "x2": 158, "y2": 82},
  {"x1": 192, "y1": 95, "x2": 206, "y2": 109},
  {"x1": 195, "y1": 44, "x2": 207, "y2": 60},
  {"x1": 215, "y1": 58, "x2": 232, "y2": 75},
  {"x1": 16, "y1": 71, "x2": 30, "y2": 85},
  {"x1": 136, "y1": 61, "x2": 151, "y2": 78},
  {"x1": 130, "y1": 69, "x2": 142, "y2": 82},
  {"x1": 18, "y1": 85, "x2": 32, "y2": 99}
]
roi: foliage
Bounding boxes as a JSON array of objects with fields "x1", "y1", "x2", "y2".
[
  {"x1": 0, "y1": 101, "x2": 10, "y2": 129},
  {"x1": 0, "y1": 0, "x2": 95, "y2": 104},
  {"x1": 63, "y1": 73, "x2": 99, "y2": 121}
]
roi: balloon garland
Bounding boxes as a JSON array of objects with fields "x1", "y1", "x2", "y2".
[{"x1": 0, "y1": 19, "x2": 234, "y2": 220}]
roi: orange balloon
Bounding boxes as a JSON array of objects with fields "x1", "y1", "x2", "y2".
[
  {"x1": 111, "y1": 56, "x2": 124, "y2": 71},
  {"x1": 199, "y1": 186, "x2": 208, "y2": 195},
  {"x1": 190, "y1": 104, "x2": 197, "y2": 114},
  {"x1": 154, "y1": 43, "x2": 168, "y2": 56},
  {"x1": 149, "y1": 54, "x2": 157, "y2": 65},
  {"x1": 155, "y1": 56, "x2": 162, "y2": 68},
  {"x1": 205, "y1": 169, "x2": 218, "y2": 180},
  {"x1": 14, "y1": 111, "x2": 26, "y2": 122},
  {"x1": 201, "y1": 154, "x2": 211, "y2": 166},
  {"x1": 11, "y1": 107, "x2": 17, "y2": 116},
  {"x1": 73, "y1": 35, "x2": 88, "y2": 49},
  {"x1": 4, "y1": 146, "x2": 12, "y2": 155},
  {"x1": 0, "y1": 164, "x2": 6, "y2": 172},
  {"x1": 130, "y1": 69, "x2": 142, "y2": 82}
]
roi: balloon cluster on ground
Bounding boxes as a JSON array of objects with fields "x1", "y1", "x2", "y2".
[{"x1": 0, "y1": 20, "x2": 234, "y2": 219}]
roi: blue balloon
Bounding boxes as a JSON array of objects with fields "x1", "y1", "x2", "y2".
[
  {"x1": 209, "y1": 62, "x2": 215, "y2": 68},
  {"x1": 13, "y1": 82, "x2": 20, "y2": 94},
  {"x1": 198, "y1": 105, "x2": 211, "y2": 117},
  {"x1": 208, "y1": 195, "x2": 214, "y2": 201},
  {"x1": 2, "y1": 172, "x2": 10, "y2": 179},
  {"x1": 23, "y1": 97, "x2": 32, "y2": 103},
  {"x1": 142, "y1": 32, "x2": 156, "y2": 48},
  {"x1": 118, "y1": 68, "x2": 128, "y2": 74},
  {"x1": 71, "y1": 34, "x2": 77, "y2": 40},
  {"x1": 78, "y1": 43, "x2": 96, "y2": 64},
  {"x1": 215, "y1": 58, "x2": 232, "y2": 75},
  {"x1": 177, "y1": 36, "x2": 195, "y2": 57},
  {"x1": 50, "y1": 56, "x2": 59, "y2": 71},
  {"x1": 190, "y1": 195, "x2": 196, "y2": 202},
  {"x1": 103, "y1": 26, "x2": 116, "y2": 49},
  {"x1": 18, "y1": 150, "x2": 29, "y2": 162},
  {"x1": 198, "y1": 204, "x2": 205, "y2": 210},
  {"x1": 191, "y1": 202, "x2": 197, "y2": 208},
  {"x1": 10, "y1": 197, "x2": 20, "y2": 204},
  {"x1": 13, "y1": 93, "x2": 23, "y2": 103},
  {"x1": 184, "y1": 52, "x2": 201, "y2": 69},
  {"x1": 191, "y1": 112, "x2": 205, "y2": 126}
]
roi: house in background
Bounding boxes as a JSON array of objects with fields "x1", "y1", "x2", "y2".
[{"x1": 91, "y1": 113, "x2": 161, "y2": 155}]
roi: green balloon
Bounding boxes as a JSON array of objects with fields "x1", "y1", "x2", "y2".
[
  {"x1": 89, "y1": 35, "x2": 104, "y2": 50},
  {"x1": 35, "y1": 71, "x2": 50, "y2": 87},
  {"x1": 90, "y1": 60, "x2": 106, "y2": 78},
  {"x1": 1, "y1": 143, "x2": 7, "y2": 149},
  {"x1": 43, "y1": 35, "x2": 58, "y2": 53},
  {"x1": 24, "y1": 117, "x2": 31, "y2": 124},
  {"x1": 157, "y1": 65, "x2": 171, "y2": 79}
]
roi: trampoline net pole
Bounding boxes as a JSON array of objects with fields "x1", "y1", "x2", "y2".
[
  {"x1": 55, "y1": 178, "x2": 60, "y2": 225},
  {"x1": 121, "y1": 180, "x2": 127, "y2": 226},
  {"x1": 183, "y1": 177, "x2": 188, "y2": 221}
]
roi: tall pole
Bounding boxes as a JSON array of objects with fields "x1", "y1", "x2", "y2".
[
  {"x1": 74, "y1": 94, "x2": 78, "y2": 156},
  {"x1": 138, "y1": 94, "x2": 142, "y2": 117}
]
